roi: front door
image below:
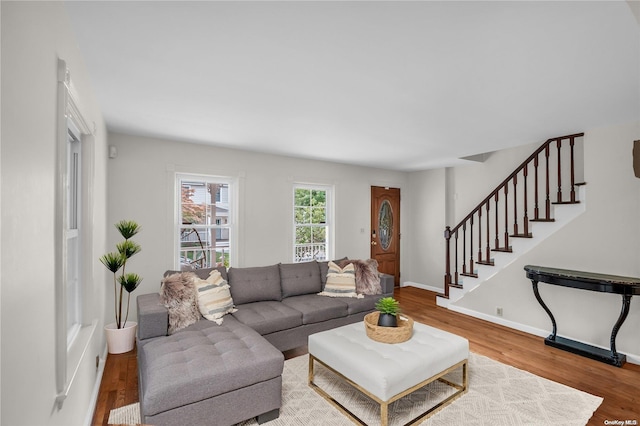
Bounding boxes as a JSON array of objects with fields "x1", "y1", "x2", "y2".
[{"x1": 370, "y1": 186, "x2": 400, "y2": 286}]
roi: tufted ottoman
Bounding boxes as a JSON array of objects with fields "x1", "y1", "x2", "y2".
[
  {"x1": 137, "y1": 316, "x2": 284, "y2": 426},
  {"x1": 308, "y1": 320, "x2": 469, "y2": 426}
]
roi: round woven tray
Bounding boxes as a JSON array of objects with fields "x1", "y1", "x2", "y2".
[{"x1": 364, "y1": 312, "x2": 414, "y2": 344}]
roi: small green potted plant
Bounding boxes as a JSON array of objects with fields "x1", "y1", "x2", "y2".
[
  {"x1": 100, "y1": 220, "x2": 143, "y2": 353},
  {"x1": 375, "y1": 297, "x2": 400, "y2": 327}
]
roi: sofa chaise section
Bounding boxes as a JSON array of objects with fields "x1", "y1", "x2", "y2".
[{"x1": 137, "y1": 316, "x2": 283, "y2": 426}]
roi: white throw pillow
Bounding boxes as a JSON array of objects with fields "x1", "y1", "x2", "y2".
[
  {"x1": 194, "y1": 269, "x2": 237, "y2": 324},
  {"x1": 318, "y1": 261, "x2": 363, "y2": 298}
]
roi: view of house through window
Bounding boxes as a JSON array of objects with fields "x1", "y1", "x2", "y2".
[
  {"x1": 294, "y1": 185, "x2": 331, "y2": 262},
  {"x1": 178, "y1": 175, "x2": 232, "y2": 270}
]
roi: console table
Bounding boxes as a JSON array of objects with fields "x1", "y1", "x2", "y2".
[{"x1": 524, "y1": 265, "x2": 640, "y2": 367}]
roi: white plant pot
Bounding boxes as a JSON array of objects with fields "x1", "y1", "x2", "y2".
[{"x1": 105, "y1": 321, "x2": 137, "y2": 354}]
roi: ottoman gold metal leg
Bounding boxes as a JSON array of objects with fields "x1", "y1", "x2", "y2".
[
  {"x1": 380, "y1": 402, "x2": 388, "y2": 426},
  {"x1": 309, "y1": 354, "x2": 468, "y2": 426}
]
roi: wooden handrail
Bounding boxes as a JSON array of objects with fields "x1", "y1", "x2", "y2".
[{"x1": 444, "y1": 132, "x2": 584, "y2": 294}]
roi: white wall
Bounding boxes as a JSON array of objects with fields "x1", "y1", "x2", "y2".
[
  {"x1": 403, "y1": 168, "x2": 446, "y2": 288},
  {"x1": 1, "y1": 2, "x2": 108, "y2": 425},
  {"x1": 106, "y1": 132, "x2": 408, "y2": 321},
  {"x1": 450, "y1": 140, "x2": 541, "y2": 224},
  {"x1": 453, "y1": 121, "x2": 640, "y2": 358}
]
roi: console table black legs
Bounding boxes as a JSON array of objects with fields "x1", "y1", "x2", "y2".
[
  {"x1": 525, "y1": 265, "x2": 640, "y2": 368},
  {"x1": 610, "y1": 294, "x2": 632, "y2": 359},
  {"x1": 532, "y1": 281, "x2": 629, "y2": 367},
  {"x1": 532, "y1": 281, "x2": 557, "y2": 338}
]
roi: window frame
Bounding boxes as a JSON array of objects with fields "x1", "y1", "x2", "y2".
[
  {"x1": 54, "y1": 58, "x2": 98, "y2": 408},
  {"x1": 175, "y1": 173, "x2": 237, "y2": 270},
  {"x1": 292, "y1": 183, "x2": 334, "y2": 263}
]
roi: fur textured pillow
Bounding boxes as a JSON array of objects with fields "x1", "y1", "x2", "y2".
[
  {"x1": 159, "y1": 272, "x2": 201, "y2": 334},
  {"x1": 338, "y1": 258, "x2": 382, "y2": 295}
]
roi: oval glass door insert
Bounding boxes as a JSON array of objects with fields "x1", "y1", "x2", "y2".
[{"x1": 378, "y1": 200, "x2": 393, "y2": 250}]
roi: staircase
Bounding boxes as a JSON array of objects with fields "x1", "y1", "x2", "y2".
[{"x1": 438, "y1": 133, "x2": 586, "y2": 307}]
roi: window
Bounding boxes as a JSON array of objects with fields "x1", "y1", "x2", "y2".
[
  {"x1": 177, "y1": 174, "x2": 234, "y2": 269},
  {"x1": 66, "y1": 122, "x2": 82, "y2": 346},
  {"x1": 293, "y1": 184, "x2": 332, "y2": 262}
]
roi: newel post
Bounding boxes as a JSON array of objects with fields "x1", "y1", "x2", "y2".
[{"x1": 444, "y1": 226, "x2": 451, "y2": 298}]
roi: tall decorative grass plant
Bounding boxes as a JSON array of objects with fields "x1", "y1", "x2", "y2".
[{"x1": 100, "y1": 220, "x2": 143, "y2": 329}]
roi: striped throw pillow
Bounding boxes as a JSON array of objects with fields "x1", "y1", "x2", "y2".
[
  {"x1": 318, "y1": 261, "x2": 363, "y2": 298},
  {"x1": 194, "y1": 269, "x2": 237, "y2": 324}
]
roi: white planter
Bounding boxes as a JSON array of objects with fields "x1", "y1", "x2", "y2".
[{"x1": 105, "y1": 321, "x2": 137, "y2": 354}]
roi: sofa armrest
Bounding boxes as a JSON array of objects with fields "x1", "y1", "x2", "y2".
[
  {"x1": 379, "y1": 273, "x2": 395, "y2": 295},
  {"x1": 136, "y1": 293, "x2": 169, "y2": 340}
]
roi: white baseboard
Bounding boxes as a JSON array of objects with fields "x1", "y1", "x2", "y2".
[
  {"x1": 447, "y1": 304, "x2": 640, "y2": 365},
  {"x1": 401, "y1": 281, "x2": 444, "y2": 294},
  {"x1": 447, "y1": 304, "x2": 549, "y2": 338},
  {"x1": 400, "y1": 283, "x2": 640, "y2": 366},
  {"x1": 84, "y1": 345, "x2": 108, "y2": 426}
]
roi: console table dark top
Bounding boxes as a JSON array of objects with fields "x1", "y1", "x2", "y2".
[{"x1": 524, "y1": 265, "x2": 640, "y2": 295}]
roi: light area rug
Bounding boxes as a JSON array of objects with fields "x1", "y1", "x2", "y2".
[{"x1": 109, "y1": 352, "x2": 602, "y2": 426}]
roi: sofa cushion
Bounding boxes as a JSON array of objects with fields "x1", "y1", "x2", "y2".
[
  {"x1": 279, "y1": 261, "x2": 322, "y2": 298},
  {"x1": 282, "y1": 294, "x2": 348, "y2": 324},
  {"x1": 228, "y1": 264, "x2": 282, "y2": 304},
  {"x1": 336, "y1": 294, "x2": 381, "y2": 315},
  {"x1": 232, "y1": 301, "x2": 303, "y2": 335},
  {"x1": 137, "y1": 317, "x2": 284, "y2": 417}
]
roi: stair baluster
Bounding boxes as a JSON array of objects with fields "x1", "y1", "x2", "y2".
[
  {"x1": 545, "y1": 144, "x2": 551, "y2": 218},
  {"x1": 513, "y1": 174, "x2": 518, "y2": 236},
  {"x1": 477, "y1": 208, "x2": 483, "y2": 263},
  {"x1": 503, "y1": 185, "x2": 509, "y2": 250},
  {"x1": 557, "y1": 139, "x2": 563, "y2": 203},
  {"x1": 485, "y1": 201, "x2": 491, "y2": 264},
  {"x1": 534, "y1": 155, "x2": 540, "y2": 220},
  {"x1": 570, "y1": 136, "x2": 576, "y2": 202},
  {"x1": 494, "y1": 192, "x2": 500, "y2": 250},
  {"x1": 523, "y1": 164, "x2": 529, "y2": 236},
  {"x1": 462, "y1": 223, "x2": 467, "y2": 276}
]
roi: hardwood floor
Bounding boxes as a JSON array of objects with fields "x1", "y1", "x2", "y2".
[{"x1": 92, "y1": 287, "x2": 640, "y2": 425}]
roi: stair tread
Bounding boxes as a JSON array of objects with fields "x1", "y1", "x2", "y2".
[
  {"x1": 492, "y1": 246, "x2": 513, "y2": 253},
  {"x1": 449, "y1": 283, "x2": 463, "y2": 289},
  {"x1": 511, "y1": 233, "x2": 533, "y2": 238},
  {"x1": 552, "y1": 200, "x2": 580, "y2": 205},
  {"x1": 530, "y1": 218, "x2": 555, "y2": 222},
  {"x1": 476, "y1": 260, "x2": 495, "y2": 266},
  {"x1": 460, "y1": 272, "x2": 478, "y2": 278}
]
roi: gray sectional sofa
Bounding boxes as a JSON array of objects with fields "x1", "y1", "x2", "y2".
[{"x1": 136, "y1": 260, "x2": 394, "y2": 426}]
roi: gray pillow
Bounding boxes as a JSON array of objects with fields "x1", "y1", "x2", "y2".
[
  {"x1": 279, "y1": 261, "x2": 322, "y2": 298},
  {"x1": 228, "y1": 264, "x2": 282, "y2": 304}
]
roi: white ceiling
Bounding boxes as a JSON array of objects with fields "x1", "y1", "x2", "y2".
[{"x1": 65, "y1": 1, "x2": 640, "y2": 171}]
